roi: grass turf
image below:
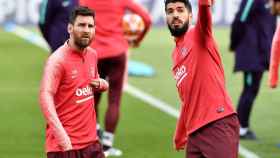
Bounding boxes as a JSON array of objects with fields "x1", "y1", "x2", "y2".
[{"x1": 0, "y1": 26, "x2": 280, "y2": 157}]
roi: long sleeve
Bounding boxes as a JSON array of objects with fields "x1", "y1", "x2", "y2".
[
  {"x1": 195, "y1": 0, "x2": 213, "y2": 40},
  {"x1": 92, "y1": 55, "x2": 109, "y2": 92},
  {"x1": 39, "y1": 57, "x2": 70, "y2": 147},
  {"x1": 173, "y1": 103, "x2": 187, "y2": 150},
  {"x1": 269, "y1": 25, "x2": 280, "y2": 88},
  {"x1": 125, "y1": 0, "x2": 152, "y2": 44}
]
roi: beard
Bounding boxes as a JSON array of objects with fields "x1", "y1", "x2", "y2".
[
  {"x1": 73, "y1": 33, "x2": 93, "y2": 49},
  {"x1": 168, "y1": 20, "x2": 189, "y2": 37}
]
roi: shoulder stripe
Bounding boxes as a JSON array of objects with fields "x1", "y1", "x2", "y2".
[
  {"x1": 39, "y1": 0, "x2": 49, "y2": 24},
  {"x1": 240, "y1": 0, "x2": 254, "y2": 22}
]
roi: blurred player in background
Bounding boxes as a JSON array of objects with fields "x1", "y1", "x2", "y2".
[
  {"x1": 165, "y1": 0, "x2": 239, "y2": 157},
  {"x1": 38, "y1": 0, "x2": 78, "y2": 52},
  {"x1": 230, "y1": 0, "x2": 276, "y2": 140},
  {"x1": 39, "y1": 6, "x2": 108, "y2": 158},
  {"x1": 80, "y1": 0, "x2": 152, "y2": 156},
  {"x1": 268, "y1": 0, "x2": 280, "y2": 88},
  {"x1": 268, "y1": 0, "x2": 280, "y2": 148}
]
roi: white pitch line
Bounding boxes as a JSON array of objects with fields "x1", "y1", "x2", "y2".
[
  {"x1": 4, "y1": 24, "x2": 260, "y2": 158},
  {"x1": 124, "y1": 84, "x2": 179, "y2": 118},
  {"x1": 124, "y1": 84, "x2": 260, "y2": 158}
]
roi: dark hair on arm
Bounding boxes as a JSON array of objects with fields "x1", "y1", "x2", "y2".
[
  {"x1": 164, "y1": 0, "x2": 192, "y2": 12},
  {"x1": 69, "y1": 6, "x2": 95, "y2": 24}
]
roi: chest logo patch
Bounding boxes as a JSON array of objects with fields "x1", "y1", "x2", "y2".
[{"x1": 180, "y1": 47, "x2": 189, "y2": 57}]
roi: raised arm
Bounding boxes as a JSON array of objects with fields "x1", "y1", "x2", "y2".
[
  {"x1": 195, "y1": 0, "x2": 213, "y2": 38},
  {"x1": 269, "y1": 25, "x2": 280, "y2": 88},
  {"x1": 39, "y1": 57, "x2": 72, "y2": 151}
]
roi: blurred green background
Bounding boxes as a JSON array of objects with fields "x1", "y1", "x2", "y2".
[{"x1": 0, "y1": 27, "x2": 280, "y2": 158}]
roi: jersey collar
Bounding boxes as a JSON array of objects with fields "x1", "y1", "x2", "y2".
[{"x1": 64, "y1": 40, "x2": 87, "y2": 58}]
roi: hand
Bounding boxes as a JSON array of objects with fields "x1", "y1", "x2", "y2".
[
  {"x1": 91, "y1": 78, "x2": 109, "y2": 91},
  {"x1": 268, "y1": 78, "x2": 278, "y2": 89},
  {"x1": 269, "y1": 84, "x2": 278, "y2": 89},
  {"x1": 268, "y1": 71, "x2": 278, "y2": 89},
  {"x1": 128, "y1": 39, "x2": 140, "y2": 48},
  {"x1": 58, "y1": 135, "x2": 73, "y2": 151},
  {"x1": 91, "y1": 79, "x2": 100, "y2": 89}
]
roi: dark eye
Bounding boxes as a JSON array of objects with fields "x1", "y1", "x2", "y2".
[
  {"x1": 177, "y1": 7, "x2": 185, "y2": 13},
  {"x1": 78, "y1": 23, "x2": 85, "y2": 27},
  {"x1": 167, "y1": 9, "x2": 173, "y2": 15}
]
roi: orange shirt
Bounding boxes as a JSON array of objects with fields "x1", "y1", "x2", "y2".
[
  {"x1": 269, "y1": 25, "x2": 280, "y2": 88},
  {"x1": 39, "y1": 43, "x2": 100, "y2": 152},
  {"x1": 172, "y1": 0, "x2": 236, "y2": 150},
  {"x1": 80, "y1": 0, "x2": 152, "y2": 59}
]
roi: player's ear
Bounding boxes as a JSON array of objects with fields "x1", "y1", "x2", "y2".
[{"x1": 68, "y1": 23, "x2": 73, "y2": 34}]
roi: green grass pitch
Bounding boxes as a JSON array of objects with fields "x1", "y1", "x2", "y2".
[{"x1": 0, "y1": 26, "x2": 280, "y2": 158}]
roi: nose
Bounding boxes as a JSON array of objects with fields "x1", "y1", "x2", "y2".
[
  {"x1": 173, "y1": 11, "x2": 180, "y2": 19},
  {"x1": 83, "y1": 25, "x2": 91, "y2": 32},
  {"x1": 83, "y1": 25, "x2": 94, "y2": 34}
]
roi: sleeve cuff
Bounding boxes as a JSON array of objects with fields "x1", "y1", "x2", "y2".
[{"x1": 199, "y1": 0, "x2": 212, "y2": 5}]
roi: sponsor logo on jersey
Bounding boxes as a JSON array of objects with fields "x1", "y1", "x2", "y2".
[
  {"x1": 75, "y1": 85, "x2": 94, "y2": 104},
  {"x1": 75, "y1": 85, "x2": 93, "y2": 97},
  {"x1": 174, "y1": 65, "x2": 188, "y2": 86}
]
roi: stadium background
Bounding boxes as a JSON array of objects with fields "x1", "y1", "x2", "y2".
[
  {"x1": 1, "y1": 0, "x2": 280, "y2": 158},
  {"x1": 0, "y1": 0, "x2": 241, "y2": 26}
]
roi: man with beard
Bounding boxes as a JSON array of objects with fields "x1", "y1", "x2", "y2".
[
  {"x1": 165, "y1": 0, "x2": 239, "y2": 157},
  {"x1": 39, "y1": 6, "x2": 108, "y2": 158}
]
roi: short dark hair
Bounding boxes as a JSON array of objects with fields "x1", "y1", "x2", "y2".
[
  {"x1": 164, "y1": 0, "x2": 192, "y2": 13},
  {"x1": 69, "y1": 6, "x2": 95, "y2": 24}
]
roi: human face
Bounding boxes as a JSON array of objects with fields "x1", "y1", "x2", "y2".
[
  {"x1": 271, "y1": 0, "x2": 280, "y2": 15},
  {"x1": 68, "y1": 15, "x2": 95, "y2": 50},
  {"x1": 165, "y1": 2, "x2": 192, "y2": 37}
]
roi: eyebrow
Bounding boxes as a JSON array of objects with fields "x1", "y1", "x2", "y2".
[
  {"x1": 167, "y1": 5, "x2": 185, "y2": 10},
  {"x1": 77, "y1": 22, "x2": 94, "y2": 26},
  {"x1": 176, "y1": 6, "x2": 185, "y2": 9}
]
